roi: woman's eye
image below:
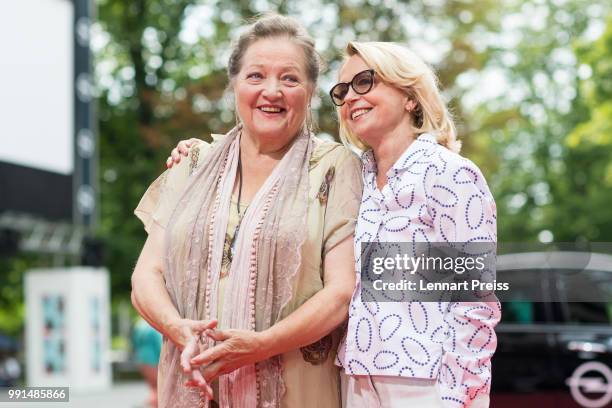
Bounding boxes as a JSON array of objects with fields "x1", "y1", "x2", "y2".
[
  {"x1": 247, "y1": 72, "x2": 263, "y2": 79},
  {"x1": 283, "y1": 75, "x2": 298, "y2": 83}
]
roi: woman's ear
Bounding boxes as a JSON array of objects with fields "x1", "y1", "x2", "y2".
[{"x1": 405, "y1": 98, "x2": 417, "y2": 112}]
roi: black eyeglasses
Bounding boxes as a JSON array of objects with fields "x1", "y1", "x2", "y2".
[{"x1": 329, "y1": 69, "x2": 376, "y2": 107}]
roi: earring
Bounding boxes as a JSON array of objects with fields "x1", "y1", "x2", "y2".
[
  {"x1": 406, "y1": 99, "x2": 417, "y2": 112},
  {"x1": 306, "y1": 105, "x2": 314, "y2": 134}
]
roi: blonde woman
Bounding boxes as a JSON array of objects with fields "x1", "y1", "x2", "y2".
[{"x1": 330, "y1": 42, "x2": 499, "y2": 408}]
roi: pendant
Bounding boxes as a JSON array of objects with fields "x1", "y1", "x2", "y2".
[{"x1": 228, "y1": 221, "x2": 242, "y2": 263}]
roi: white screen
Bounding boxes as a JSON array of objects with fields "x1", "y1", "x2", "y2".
[{"x1": 0, "y1": 0, "x2": 74, "y2": 175}]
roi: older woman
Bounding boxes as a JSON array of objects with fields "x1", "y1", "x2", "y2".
[
  {"x1": 131, "y1": 15, "x2": 361, "y2": 408},
  {"x1": 331, "y1": 42, "x2": 499, "y2": 408}
]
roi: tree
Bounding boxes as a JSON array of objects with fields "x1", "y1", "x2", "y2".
[
  {"x1": 554, "y1": 16, "x2": 612, "y2": 241},
  {"x1": 465, "y1": 0, "x2": 610, "y2": 243},
  {"x1": 94, "y1": 0, "x2": 503, "y2": 301}
]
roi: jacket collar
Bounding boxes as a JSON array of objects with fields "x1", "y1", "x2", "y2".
[{"x1": 361, "y1": 132, "x2": 438, "y2": 178}]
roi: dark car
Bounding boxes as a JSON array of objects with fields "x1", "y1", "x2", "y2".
[{"x1": 491, "y1": 251, "x2": 612, "y2": 408}]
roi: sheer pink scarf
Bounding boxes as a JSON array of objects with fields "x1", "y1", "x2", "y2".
[{"x1": 160, "y1": 125, "x2": 312, "y2": 407}]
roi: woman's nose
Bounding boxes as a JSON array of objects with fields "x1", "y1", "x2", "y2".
[
  {"x1": 344, "y1": 86, "x2": 360, "y2": 104},
  {"x1": 262, "y1": 79, "x2": 282, "y2": 99}
]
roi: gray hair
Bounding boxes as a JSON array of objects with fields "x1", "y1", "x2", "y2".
[{"x1": 227, "y1": 14, "x2": 322, "y2": 87}]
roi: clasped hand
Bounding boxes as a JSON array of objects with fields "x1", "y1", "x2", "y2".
[{"x1": 180, "y1": 326, "x2": 271, "y2": 400}]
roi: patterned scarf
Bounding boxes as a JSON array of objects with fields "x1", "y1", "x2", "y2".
[{"x1": 159, "y1": 125, "x2": 313, "y2": 407}]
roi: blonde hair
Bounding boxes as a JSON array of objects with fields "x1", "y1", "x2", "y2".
[{"x1": 337, "y1": 41, "x2": 460, "y2": 153}]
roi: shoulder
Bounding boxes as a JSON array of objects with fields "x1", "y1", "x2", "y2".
[
  {"x1": 187, "y1": 139, "x2": 212, "y2": 174},
  {"x1": 162, "y1": 138, "x2": 213, "y2": 184},
  {"x1": 310, "y1": 137, "x2": 360, "y2": 172},
  {"x1": 437, "y1": 145, "x2": 483, "y2": 178},
  {"x1": 308, "y1": 137, "x2": 362, "y2": 205},
  {"x1": 180, "y1": 135, "x2": 227, "y2": 176},
  {"x1": 432, "y1": 145, "x2": 494, "y2": 200}
]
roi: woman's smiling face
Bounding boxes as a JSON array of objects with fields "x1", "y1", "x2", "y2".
[
  {"x1": 234, "y1": 38, "x2": 312, "y2": 145},
  {"x1": 338, "y1": 55, "x2": 412, "y2": 147}
]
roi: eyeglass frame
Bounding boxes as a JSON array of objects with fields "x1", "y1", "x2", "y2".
[{"x1": 329, "y1": 69, "x2": 376, "y2": 107}]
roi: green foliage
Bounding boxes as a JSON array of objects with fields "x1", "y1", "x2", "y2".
[
  {"x1": 1, "y1": 0, "x2": 610, "y2": 338},
  {"x1": 555, "y1": 16, "x2": 612, "y2": 241},
  {"x1": 93, "y1": 0, "x2": 505, "y2": 301},
  {"x1": 93, "y1": 0, "x2": 611, "y2": 303},
  {"x1": 0, "y1": 256, "x2": 35, "y2": 336},
  {"x1": 467, "y1": 0, "x2": 611, "y2": 242}
]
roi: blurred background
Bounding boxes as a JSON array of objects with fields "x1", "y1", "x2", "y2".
[{"x1": 1, "y1": 0, "x2": 612, "y2": 407}]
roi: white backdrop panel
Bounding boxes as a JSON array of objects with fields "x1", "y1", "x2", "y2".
[{"x1": 0, "y1": 0, "x2": 74, "y2": 175}]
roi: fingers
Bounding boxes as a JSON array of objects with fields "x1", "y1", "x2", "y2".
[
  {"x1": 192, "y1": 368, "x2": 207, "y2": 390},
  {"x1": 181, "y1": 334, "x2": 214, "y2": 399},
  {"x1": 193, "y1": 368, "x2": 214, "y2": 399},
  {"x1": 205, "y1": 329, "x2": 229, "y2": 342},
  {"x1": 171, "y1": 148, "x2": 181, "y2": 162},
  {"x1": 180, "y1": 336, "x2": 197, "y2": 374},
  {"x1": 166, "y1": 138, "x2": 200, "y2": 169},
  {"x1": 202, "y1": 360, "x2": 225, "y2": 383},
  {"x1": 190, "y1": 343, "x2": 226, "y2": 367},
  {"x1": 184, "y1": 368, "x2": 214, "y2": 400},
  {"x1": 177, "y1": 142, "x2": 189, "y2": 156},
  {"x1": 191, "y1": 319, "x2": 218, "y2": 334},
  {"x1": 177, "y1": 140, "x2": 193, "y2": 156},
  {"x1": 177, "y1": 138, "x2": 201, "y2": 156},
  {"x1": 166, "y1": 139, "x2": 198, "y2": 168},
  {"x1": 165, "y1": 148, "x2": 181, "y2": 169}
]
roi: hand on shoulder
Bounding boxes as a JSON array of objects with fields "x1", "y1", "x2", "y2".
[{"x1": 166, "y1": 138, "x2": 204, "y2": 169}]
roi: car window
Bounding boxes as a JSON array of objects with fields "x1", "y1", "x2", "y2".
[
  {"x1": 554, "y1": 269, "x2": 612, "y2": 325},
  {"x1": 560, "y1": 302, "x2": 612, "y2": 325},
  {"x1": 501, "y1": 301, "x2": 557, "y2": 324},
  {"x1": 498, "y1": 268, "x2": 551, "y2": 324}
]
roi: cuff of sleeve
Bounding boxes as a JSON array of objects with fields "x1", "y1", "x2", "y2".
[{"x1": 323, "y1": 219, "x2": 356, "y2": 255}]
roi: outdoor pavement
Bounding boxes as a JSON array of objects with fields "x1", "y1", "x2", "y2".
[{"x1": 0, "y1": 382, "x2": 150, "y2": 408}]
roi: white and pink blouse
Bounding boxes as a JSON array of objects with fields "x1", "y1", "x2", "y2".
[{"x1": 337, "y1": 133, "x2": 501, "y2": 407}]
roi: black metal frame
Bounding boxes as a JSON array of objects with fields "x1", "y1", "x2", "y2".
[{"x1": 73, "y1": 0, "x2": 97, "y2": 230}]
